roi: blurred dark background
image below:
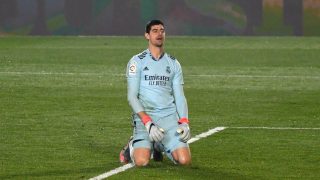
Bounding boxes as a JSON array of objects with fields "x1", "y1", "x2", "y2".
[{"x1": 0, "y1": 0, "x2": 319, "y2": 36}]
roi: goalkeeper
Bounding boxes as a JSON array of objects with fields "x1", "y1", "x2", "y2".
[{"x1": 119, "y1": 20, "x2": 191, "y2": 166}]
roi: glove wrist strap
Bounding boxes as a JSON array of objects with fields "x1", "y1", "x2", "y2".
[
  {"x1": 178, "y1": 118, "x2": 189, "y2": 124},
  {"x1": 141, "y1": 115, "x2": 152, "y2": 125}
]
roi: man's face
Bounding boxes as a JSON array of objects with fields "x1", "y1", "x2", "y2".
[{"x1": 145, "y1": 24, "x2": 165, "y2": 47}]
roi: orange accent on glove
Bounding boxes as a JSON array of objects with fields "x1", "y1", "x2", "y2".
[
  {"x1": 178, "y1": 118, "x2": 189, "y2": 124},
  {"x1": 141, "y1": 115, "x2": 152, "y2": 125}
]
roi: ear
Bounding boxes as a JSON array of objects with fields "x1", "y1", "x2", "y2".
[{"x1": 144, "y1": 33, "x2": 150, "y2": 40}]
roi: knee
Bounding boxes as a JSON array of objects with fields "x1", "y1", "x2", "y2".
[
  {"x1": 172, "y1": 148, "x2": 192, "y2": 165},
  {"x1": 133, "y1": 148, "x2": 151, "y2": 166},
  {"x1": 134, "y1": 157, "x2": 150, "y2": 167},
  {"x1": 178, "y1": 156, "x2": 191, "y2": 166},
  {"x1": 175, "y1": 155, "x2": 191, "y2": 165}
]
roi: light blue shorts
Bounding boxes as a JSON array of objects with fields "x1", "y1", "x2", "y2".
[{"x1": 131, "y1": 113, "x2": 188, "y2": 155}]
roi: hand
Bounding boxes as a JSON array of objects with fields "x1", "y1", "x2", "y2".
[
  {"x1": 177, "y1": 123, "x2": 191, "y2": 143},
  {"x1": 145, "y1": 121, "x2": 164, "y2": 142}
]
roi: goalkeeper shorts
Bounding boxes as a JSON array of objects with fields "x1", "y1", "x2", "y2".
[{"x1": 131, "y1": 113, "x2": 189, "y2": 156}]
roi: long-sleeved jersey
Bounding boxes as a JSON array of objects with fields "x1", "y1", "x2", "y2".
[{"x1": 126, "y1": 49, "x2": 188, "y2": 119}]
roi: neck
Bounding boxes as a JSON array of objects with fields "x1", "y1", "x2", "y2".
[{"x1": 148, "y1": 45, "x2": 164, "y2": 60}]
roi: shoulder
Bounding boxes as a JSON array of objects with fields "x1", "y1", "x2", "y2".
[
  {"x1": 128, "y1": 50, "x2": 148, "y2": 66},
  {"x1": 131, "y1": 50, "x2": 148, "y2": 61},
  {"x1": 127, "y1": 50, "x2": 149, "y2": 72},
  {"x1": 165, "y1": 53, "x2": 183, "y2": 73},
  {"x1": 166, "y1": 53, "x2": 176, "y2": 61},
  {"x1": 137, "y1": 50, "x2": 148, "y2": 60},
  {"x1": 165, "y1": 53, "x2": 181, "y2": 67}
]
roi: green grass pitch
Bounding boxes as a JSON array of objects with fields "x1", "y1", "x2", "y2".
[{"x1": 0, "y1": 36, "x2": 319, "y2": 179}]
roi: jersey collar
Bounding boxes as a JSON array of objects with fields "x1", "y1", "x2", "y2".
[{"x1": 147, "y1": 49, "x2": 165, "y2": 61}]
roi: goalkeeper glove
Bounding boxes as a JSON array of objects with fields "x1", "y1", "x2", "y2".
[
  {"x1": 177, "y1": 118, "x2": 191, "y2": 143},
  {"x1": 142, "y1": 115, "x2": 164, "y2": 142}
]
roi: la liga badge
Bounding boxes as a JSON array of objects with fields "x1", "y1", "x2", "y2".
[{"x1": 129, "y1": 63, "x2": 137, "y2": 75}]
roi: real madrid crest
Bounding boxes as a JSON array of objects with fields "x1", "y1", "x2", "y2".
[{"x1": 166, "y1": 66, "x2": 171, "y2": 74}]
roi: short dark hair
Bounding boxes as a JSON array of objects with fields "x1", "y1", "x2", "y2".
[{"x1": 145, "y1": 20, "x2": 164, "y2": 33}]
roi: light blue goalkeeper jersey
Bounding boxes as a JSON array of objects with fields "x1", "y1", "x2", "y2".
[{"x1": 126, "y1": 49, "x2": 188, "y2": 119}]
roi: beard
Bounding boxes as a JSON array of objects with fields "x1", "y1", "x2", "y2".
[
  {"x1": 155, "y1": 43, "x2": 163, "y2": 47},
  {"x1": 153, "y1": 38, "x2": 164, "y2": 47}
]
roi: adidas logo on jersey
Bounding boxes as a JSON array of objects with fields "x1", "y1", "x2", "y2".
[{"x1": 143, "y1": 67, "x2": 149, "y2": 71}]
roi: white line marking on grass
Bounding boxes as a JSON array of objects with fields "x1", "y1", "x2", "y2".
[
  {"x1": 0, "y1": 71, "x2": 123, "y2": 76},
  {"x1": 188, "y1": 74, "x2": 320, "y2": 79},
  {"x1": 228, "y1": 126, "x2": 320, "y2": 130},
  {"x1": 88, "y1": 127, "x2": 226, "y2": 180},
  {"x1": 89, "y1": 163, "x2": 135, "y2": 180},
  {"x1": 187, "y1": 126, "x2": 226, "y2": 144},
  {"x1": 1, "y1": 71, "x2": 320, "y2": 79}
]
